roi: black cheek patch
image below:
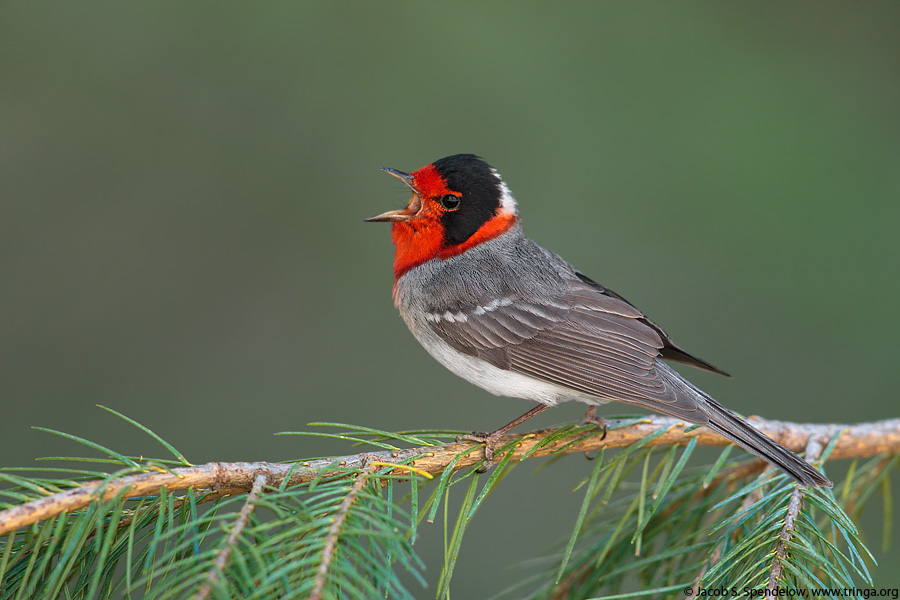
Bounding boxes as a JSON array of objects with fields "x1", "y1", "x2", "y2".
[
  {"x1": 432, "y1": 154, "x2": 502, "y2": 246},
  {"x1": 440, "y1": 198, "x2": 500, "y2": 245}
]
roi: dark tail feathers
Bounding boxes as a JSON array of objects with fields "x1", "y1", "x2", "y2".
[
  {"x1": 656, "y1": 362, "x2": 832, "y2": 488},
  {"x1": 700, "y1": 397, "x2": 832, "y2": 488}
]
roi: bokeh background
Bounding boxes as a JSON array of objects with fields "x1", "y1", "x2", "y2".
[{"x1": 3, "y1": 2, "x2": 898, "y2": 596}]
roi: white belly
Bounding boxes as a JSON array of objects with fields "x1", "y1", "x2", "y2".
[{"x1": 401, "y1": 309, "x2": 600, "y2": 407}]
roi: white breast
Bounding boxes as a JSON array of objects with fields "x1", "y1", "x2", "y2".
[{"x1": 398, "y1": 306, "x2": 599, "y2": 407}]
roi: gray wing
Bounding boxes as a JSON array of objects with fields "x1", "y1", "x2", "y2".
[
  {"x1": 572, "y1": 271, "x2": 730, "y2": 377},
  {"x1": 427, "y1": 278, "x2": 708, "y2": 419},
  {"x1": 427, "y1": 274, "x2": 832, "y2": 486}
]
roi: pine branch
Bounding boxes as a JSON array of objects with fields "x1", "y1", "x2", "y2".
[
  {"x1": 766, "y1": 437, "x2": 825, "y2": 591},
  {"x1": 688, "y1": 464, "x2": 772, "y2": 593},
  {"x1": 194, "y1": 472, "x2": 268, "y2": 600},
  {"x1": 309, "y1": 460, "x2": 378, "y2": 600},
  {"x1": 768, "y1": 481, "x2": 805, "y2": 587},
  {"x1": 1, "y1": 411, "x2": 897, "y2": 599},
  {"x1": 2, "y1": 416, "x2": 897, "y2": 536}
]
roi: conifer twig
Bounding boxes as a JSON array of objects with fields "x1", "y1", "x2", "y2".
[
  {"x1": 195, "y1": 472, "x2": 269, "y2": 600},
  {"x1": 555, "y1": 459, "x2": 767, "y2": 600},
  {"x1": 690, "y1": 464, "x2": 774, "y2": 593},
  {"x1": 1, "y1": 416, "x2": 898, "y2": 536},
  {"x1": 309, "y1": 459, "x2": 378, "y2": 600},
  {"x1": 766, "y1": 436, "x2": 826, "y2": 591}
]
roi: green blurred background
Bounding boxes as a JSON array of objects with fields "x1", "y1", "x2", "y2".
[{"x1": 3, "y1": 2, "x2": 898, "y2": 595}]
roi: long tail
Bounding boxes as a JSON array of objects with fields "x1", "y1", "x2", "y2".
[
  {"x1": 699, "y1": 396, "x2": 831, "y2": 487},
  {"x1": 657, "y1": 363, "x2": 832, "y2": 488}
]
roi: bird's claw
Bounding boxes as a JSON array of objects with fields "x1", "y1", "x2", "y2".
[
  {"x1": 582, "y1": 406, "x2": 608, "y2": 441},
  {"x1": 580, "y1": 407, "x2": 608, "y2": 460},
  {"x1": 458, "y1": 432, "x2": 500, "y2": 472}
]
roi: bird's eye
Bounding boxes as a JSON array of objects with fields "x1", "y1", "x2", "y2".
[{"x1": 439, "y1": 194, "x2": 461, "y2": 210}]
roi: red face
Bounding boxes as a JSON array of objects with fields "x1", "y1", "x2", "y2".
[{"x1": 367, "y1": 155, "x2": 518, "y2": 280}]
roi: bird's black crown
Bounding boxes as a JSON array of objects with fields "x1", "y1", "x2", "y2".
[{"x1": 431, "y1": 154, "x2": 505, "y2": 246}]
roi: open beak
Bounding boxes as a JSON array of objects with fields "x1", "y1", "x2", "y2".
[{"x1": 365, "y1": 168, "x2": 422, "y2": 222}]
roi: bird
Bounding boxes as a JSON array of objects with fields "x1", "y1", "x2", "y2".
[{"x1": 365, "y1": 154, "x2": 831, "y2": 488}]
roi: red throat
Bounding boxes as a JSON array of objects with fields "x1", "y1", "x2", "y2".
[
  {"x1": 386, "y1": 161, "x2": 518, "y2": 282},
  {"x1": 390, "y1": 211, "x2": 517, "y2": 280}
]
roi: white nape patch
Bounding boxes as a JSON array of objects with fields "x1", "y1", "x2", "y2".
[{"x1": 490, "y1": 168, "x2": 519, "y2": 215}]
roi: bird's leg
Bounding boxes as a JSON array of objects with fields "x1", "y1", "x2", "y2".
[
  {"x1": 581, "y1": 405, "x2": 608, "y2": 459},
  {"x1": 459, "y1": 404, "x2": 550, "y2": 472},
  {"x1": 581, "y1": 405, "x2": 608, "y2": 438}
]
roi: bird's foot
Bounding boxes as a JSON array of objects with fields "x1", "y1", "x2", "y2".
[
  {"x1": 582, "y1": 406, "x2": 608, "y2": 441},
  {"x1": 580, "y1": 406, "x2": 609, "y2": 460},
  {"x1": 456, "y1": 405, "x2": 552, "y2": 472},
  {"x1": 457, "y1": 431, "x2": 503, "y2": 472}
]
